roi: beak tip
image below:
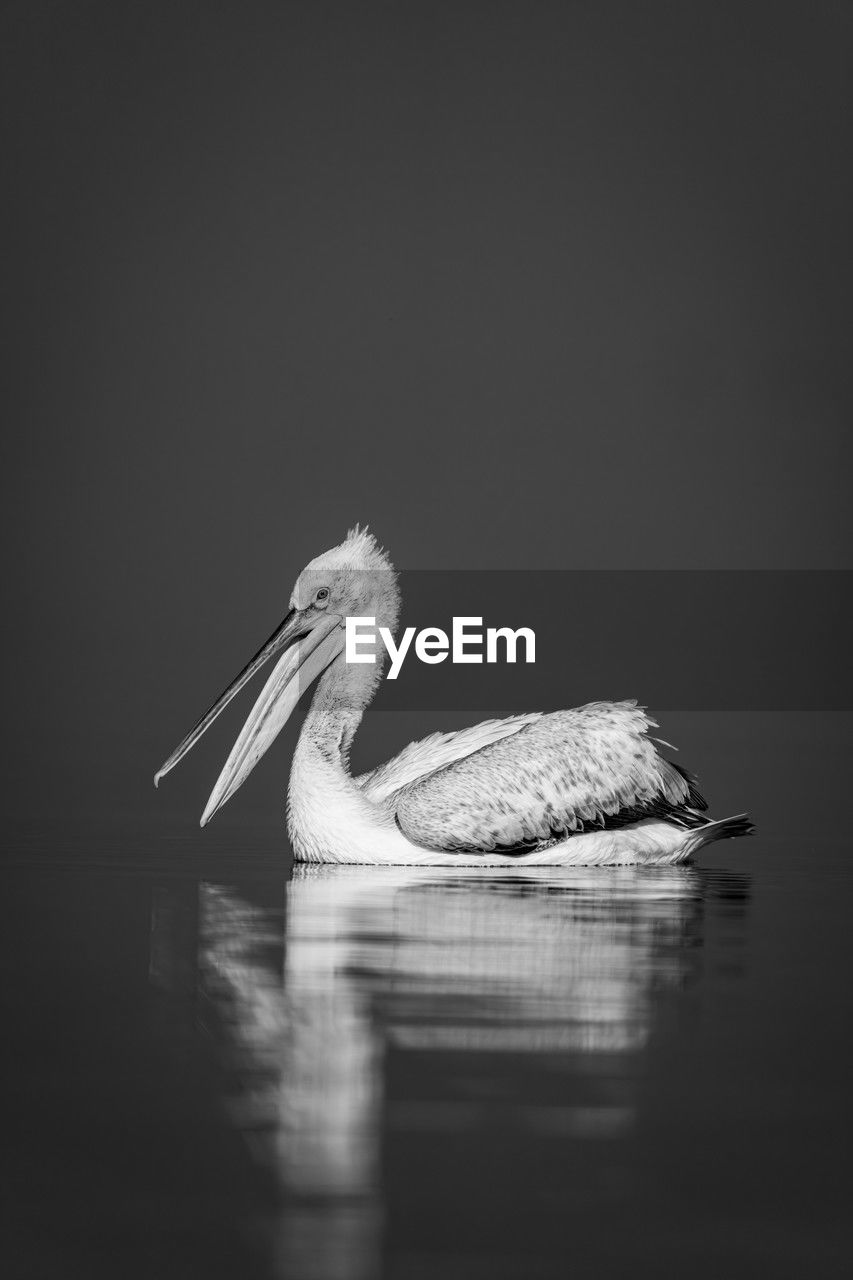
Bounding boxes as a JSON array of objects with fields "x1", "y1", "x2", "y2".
[{"x1": 153, "y1": 772, "x2": 161, "y2": 789}]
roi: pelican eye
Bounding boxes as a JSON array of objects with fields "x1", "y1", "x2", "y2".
[{"x1": 315, "y1": 587, "x2": 330, "y2": 607}]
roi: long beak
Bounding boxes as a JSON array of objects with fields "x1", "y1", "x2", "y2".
[
  {"x1": 200, "y1": 615, "x2": 343, "y2": 826},
  {"x1": 154, "y1": 607, "x2": 307, "y2": 788},
  {"x1": 154, "y1": 604, "x2": 340, "y2": 803}
]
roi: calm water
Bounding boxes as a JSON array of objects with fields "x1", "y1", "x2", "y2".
[{"x1": 3, "y1": 715, "x2": 853, "y2": 1277}]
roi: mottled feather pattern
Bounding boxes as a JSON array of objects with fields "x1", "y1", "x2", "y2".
[
  {"x1": 392, "y1": 701, "x2": 695, "y2": 853},
  {"x1": 357, "y1": 713, "x2": 542, "y2": 804}
]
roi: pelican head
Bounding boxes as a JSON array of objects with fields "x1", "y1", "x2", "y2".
[{"x1": 154, "y1": 525, "x2": 397, "y2": 824}]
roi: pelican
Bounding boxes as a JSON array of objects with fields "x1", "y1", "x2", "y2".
[{"x1": 155, "y1": 527, "x2": 752, "y2": 865}]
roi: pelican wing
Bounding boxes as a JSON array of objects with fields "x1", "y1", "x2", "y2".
[
  {"x1": 356, "y1": 713, "x2": 543, "y2": 804},
  {"x1": 392, "y1": 701, "x2": 705, "y2": 853}
]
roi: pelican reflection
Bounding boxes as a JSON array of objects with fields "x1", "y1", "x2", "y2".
[{"x1": 196, "y1": 865, "x2": 706, "y2": 1201}]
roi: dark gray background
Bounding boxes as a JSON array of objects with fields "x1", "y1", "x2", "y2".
[{"x1": 3, "y1": 1, "x2": 851, "y2": 835}]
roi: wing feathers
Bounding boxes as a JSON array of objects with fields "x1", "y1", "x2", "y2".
[
  {"x1": 356, "y1": 713, "x2": 542, "y2": 804},
  {"x1": 393, "y1": 701, "x2": 697, "y2": 853}
]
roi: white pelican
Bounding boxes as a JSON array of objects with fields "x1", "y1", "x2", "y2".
[{"x1": 155, "y1": 527, "x2": 752, "y2": 865}]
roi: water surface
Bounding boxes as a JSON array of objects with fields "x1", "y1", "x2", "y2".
[{"x1": 3, "y1": 826, "x2": 851, "y2": 1279}]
